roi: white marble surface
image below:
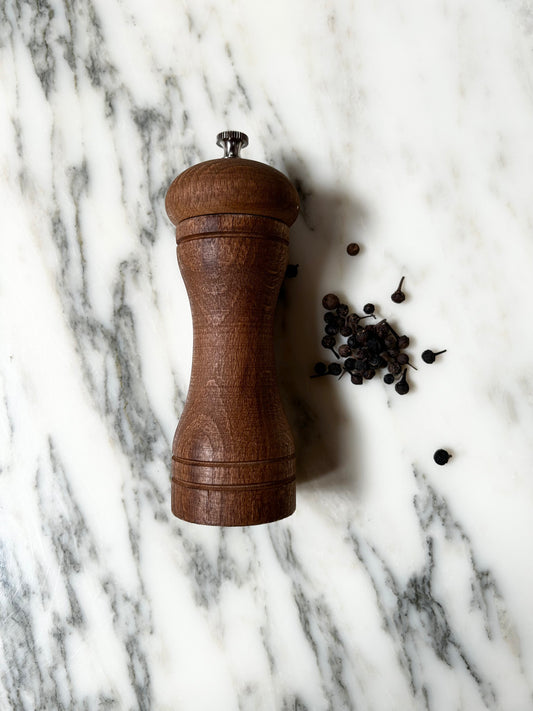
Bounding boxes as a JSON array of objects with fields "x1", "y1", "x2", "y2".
[{"x1": 1, "y1": 0, "x2": 533, "y2": 709}]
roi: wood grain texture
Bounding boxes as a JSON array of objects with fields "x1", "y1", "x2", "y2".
[
  {"x1": 165, "y1": 158, "x2": 300, "y2": 226},
  {"x1": 166, "y1": 158, "x2": 299, "y2": 525}
]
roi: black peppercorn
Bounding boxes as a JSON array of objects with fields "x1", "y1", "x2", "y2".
[
  {"x1": 325, "y1": 324, "x2": 339, "y2": 336},
  {"x1": 322, "y1": 293, "x2": 340, "y2": 310},
  {"x1": 397, "y1": 335, "x2": 409, "y2": 349},
  {"x1": 336, "y1": 304, "x2": 349, "y2": 318},
  {"x1": 391, "y1": 276, "x2": 406, "y2": 303},
  {"x1": 327, "y1": 363, "x2": 342, "y2": 376},
  {"x1": 395, "y1": 369, "x2": 409, "y2": 395},
  {"x1": 338, "y1": 344, "x2": 352, "y2": 358},
  {"x1": 347, "y1": 242, "x2": 360, "y2": 256},
  {"x1": 321, "y1": 335, "x2": 339, "y2": 359},
  {"x1": 344, "y1": 357, "x2": 356, "y2": 371},
  {"x1": 340, "y1": 324, "x2": 353, "y2": 337},
  {"x1": 311, "y1": 362, "x2": 328, "y2": 378},
  {"x1": 347, "y1": 313, "x2": 358, "y2": 329},
  {"x1": 351, "y1": 373, "x2": 363, "y2": 384},
  {"x1": 422, "y1": 349, "x2": 447, "y2": 364},
  {"x1": 433, "y1": 449, "x2": 452, "y2": 465},
  {"x1": 363, "y1": 303, "x2": 375, "y2": 315},
  {"x1": 387, "y1": 361, "x2": 402, "y2": 375},
  {"x1": 383, "y1": 373, "x2": 395, "y2": 384},
  {"x1": 355, "y1": 327, "x2": 366, "y2": 344},
  {"x1": 376, "y1": 320, "x2": 389, "y2": 338}
]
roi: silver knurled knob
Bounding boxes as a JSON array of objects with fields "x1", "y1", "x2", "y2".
[{"x1": 216, "y1": 131, "x2": 249, "y2": 158}]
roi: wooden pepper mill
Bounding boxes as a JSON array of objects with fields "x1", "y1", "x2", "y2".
[{"x1": 165, "y1": 131, "x2": 300, "y2": 526}]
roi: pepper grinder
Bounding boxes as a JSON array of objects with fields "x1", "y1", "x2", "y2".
[{"x1": 165, "y1": 131, "x2": 300, "y2": 526}]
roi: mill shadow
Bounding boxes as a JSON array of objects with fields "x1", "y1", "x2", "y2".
[{"x1": 274, "y1": 159, "x2": 371, "y2": 493}]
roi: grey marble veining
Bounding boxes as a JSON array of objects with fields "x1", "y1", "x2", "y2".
[{"x1": 1, "y1": 0, "x2": 533, "y2": 709}]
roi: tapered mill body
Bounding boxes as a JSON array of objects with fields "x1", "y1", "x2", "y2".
[{"x1": 165, "y1": 132, "x2": 300, "y2": 526}]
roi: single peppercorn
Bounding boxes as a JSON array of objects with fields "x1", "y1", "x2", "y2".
[
  {"x1": 433, "y1": 449, "x2": 452, "y2": 465},
  {"x1": 321, "y1": 335, "x2": 339, "y2": 359},
  {"x1": 383, "y1": 373, "x2": 395, "y2": 384},
  {"x1": 422, "y1": 349, "x2": 447, "y2": 364},
  {"x1": 347, "y1": 313, "x2": 358, "y2": 328},
  {"x1": 344, "y1": 357, "x2": 356, "y2": 371},
  {"x1": 327, "y1": 363, "x2": 342, "y2": 376},
  {"x1": 338, "y1": 344, "x2": 352, "y2": 358},
  {"x1": 397, "y1": 353, "x2": 409, "y2": 365},
  {"x1": 340, "y1": 324, "x2": 353, "y2": 337},
  {"x1": 347, "y1": 242, "x2": 360, "y2": 256},
  {"x1": 311, "y1": 362, "x2": 327, "y2": 378},
  {"x1": 363, "y1": 369, "x2": 376, "y2": 380},
  {"x1": 395, "y1": 369, "x2": 409, "y2": 395},
  {"x1": 324, "y1": 312, "x2": 336, "y2": 324},
  {"x1": 325, "y1": 324, "x2": 339, "y2": 336},
  {"x1": 363, "y1": 303, "x2": 375, "y2": 315},
  {"x1": 350, "y1": 312, "x2": 373, "y2": 327},
  {"x1": 397, "y1": 335, "x2": 409, "y2": 349},
  {"x1": 376, "y1": 320, "x2": 389, "y2": 338},
  {"x1": 391, "y1": 276, "x2": 406, "y2": 304},
  {"x1": 387, "y1": 361, "x2": 402, "y2": 375},
  {"x1": 351, "y1": 373, "x2": 363, "y2": 384},
  {"x1": 336, "y1": 305, "x2": 349, "y2": 320},
  {"x1": 322, "y1": 293, "x2": 340, "y2": 310},
  {"x1": 285, "y1": 264, "x2": 299, "y2": 278},
  {"x1": 347, "y1": 335, "x2": 357, "y2": 349},
  {"x1": 355, "y1": 328, "x2": 366, "y2": 344}
]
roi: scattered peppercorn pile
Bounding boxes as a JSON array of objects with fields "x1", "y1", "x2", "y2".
[
  {"x1": 313, "y1": 292, "x2": 414, "y2": 395},
  {"x1": 302, "y1": 246, "x2": 452, "y2": 462}
]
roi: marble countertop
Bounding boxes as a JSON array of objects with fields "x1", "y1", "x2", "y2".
[{"x1": 1, "y1": 1, "x2": 533, "y2": 709}]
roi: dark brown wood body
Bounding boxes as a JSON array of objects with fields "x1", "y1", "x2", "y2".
[{"x1": 171, "y1": 213, "x2": 295, "y2": 525}]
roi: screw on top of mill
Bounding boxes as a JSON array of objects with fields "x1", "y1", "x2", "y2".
[{"x1": 216, "y1": 130, "x2": 249, "y2": 158}]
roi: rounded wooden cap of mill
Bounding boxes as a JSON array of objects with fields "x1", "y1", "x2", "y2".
[{"x1": 165, "y1": 132, "x2": 300, "y2": 227}]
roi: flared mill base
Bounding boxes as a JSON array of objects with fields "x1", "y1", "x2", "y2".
[
  {"x1": 171, "y1": 456, "x2": 296, "y2": 526},
  {"x1": 165, "y1": 132, "x2": 300, "y2": 526}
]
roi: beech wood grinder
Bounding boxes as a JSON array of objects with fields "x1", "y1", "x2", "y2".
[{"x1": 165, "y1": 131, "x2": 300, "y2": 526}]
